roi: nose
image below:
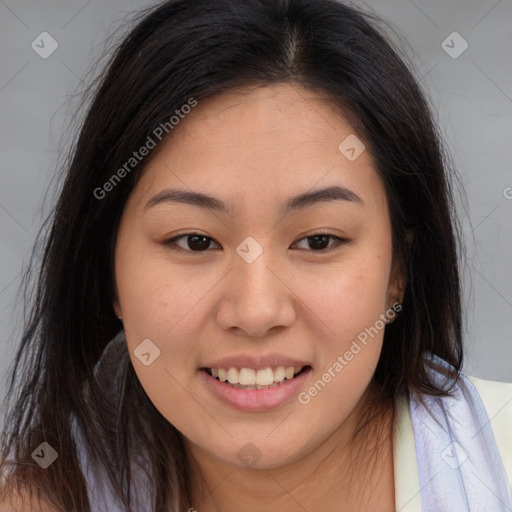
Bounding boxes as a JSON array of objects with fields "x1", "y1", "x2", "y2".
[{"x1": 215, "y1": 244, "x2": 297, "y2": 338}]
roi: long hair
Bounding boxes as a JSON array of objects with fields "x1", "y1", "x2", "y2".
[{"x1": 0, "y1": 0, "x2": 464, "y2": 510}]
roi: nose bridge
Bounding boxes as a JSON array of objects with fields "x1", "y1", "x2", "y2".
[
  {"x1": 234, "y1": 235, "x2": 279, "y2": 301},
  {"x1": 218, "y1": 235, "x2": 295, "y2": 335}
]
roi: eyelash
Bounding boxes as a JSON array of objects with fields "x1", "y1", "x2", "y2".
[{"x1": 163, "y1": 231, "x2": 348, "y2": 254}]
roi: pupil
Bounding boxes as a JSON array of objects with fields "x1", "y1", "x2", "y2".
[
  {"x1": 189, "y1": 235, "x2": 209, "y2": 251},
  {"x1": 310, "y1": 235, "x2": 328, "y2": 250}
]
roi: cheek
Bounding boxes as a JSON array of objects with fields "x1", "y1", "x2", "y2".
[
  {"x1": 116, "y1": 244, "x2": 207, "y2": 336},
  {"x1": 299, "y1": 245, "x2": 392, "y2": 346},
  {"x1": 291, "y1": 249, "x2": 392, "y2": 422},
  {"x1": 116, "y1": 252, "x2": 208, "y2": 424}
]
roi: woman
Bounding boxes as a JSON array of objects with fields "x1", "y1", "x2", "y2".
[{"x1": 1, "y1": 0, "x2": 511, "y2": 511}]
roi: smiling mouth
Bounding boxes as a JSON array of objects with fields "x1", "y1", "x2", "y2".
[{"x1": 201, "y1": 365, "x2": 312, "y2": 390}]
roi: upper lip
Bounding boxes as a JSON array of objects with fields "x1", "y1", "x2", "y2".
[{"x1": 202, "y1": 353, "x2": 312, "y2": 370}]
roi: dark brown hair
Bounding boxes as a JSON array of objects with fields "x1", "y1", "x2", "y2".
[{"x1": 0, "y1": 0, "x2": 464, "y2": 510}]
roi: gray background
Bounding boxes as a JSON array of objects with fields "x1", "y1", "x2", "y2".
[{"x1": 1, "y1": 0, "x2": 511, "y2": 429}]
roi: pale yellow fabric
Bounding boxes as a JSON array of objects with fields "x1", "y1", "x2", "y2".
[
  {"x1": 393, "y1": 393, "x2": 422, "y2": 512},
  {"x1": 467, "y1": 375, "x2": 512, "y2": 490}
]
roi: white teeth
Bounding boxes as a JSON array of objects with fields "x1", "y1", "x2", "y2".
[
  {"x1": 256, "y1": 367, "x2": 274, "y2": 385},
  {"x1": 273, "y1": 366, "x2": 285, "y2": 382},
  {"x1": 227, "y1": 368, "x2": 239, "y2": 384},
  {"x1": 284, "y1": 367, "x2": 295, "y2": 379},
  {"x1": 239, "y1": 368, "x2": 256, "y2": 385},
  {"x1": 208, "y1": 365, "x2": 305, "y2": 386}
]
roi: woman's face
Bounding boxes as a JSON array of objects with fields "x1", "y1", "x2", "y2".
[{"x1": 113, "y1": 83, "x2": 403, "y2": 469}]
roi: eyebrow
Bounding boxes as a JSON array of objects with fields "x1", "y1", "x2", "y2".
[{"x1": 143, "y1": 185, "x2": 363, "y2": 215}]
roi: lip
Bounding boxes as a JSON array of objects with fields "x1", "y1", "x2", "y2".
[
  {"x1": 202, "y1": 353, "x2": 311, "y2": 371},
  {"x1": 199, "y1": 366, "x2": 313, "y2": 412}
]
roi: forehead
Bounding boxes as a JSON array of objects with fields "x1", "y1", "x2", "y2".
[
  {"x1": 132, "y1": 83, "x2": 387, "y2": 215},
  {"x1": 167, "y1": 83, "x2": 355, "y2": 152}
]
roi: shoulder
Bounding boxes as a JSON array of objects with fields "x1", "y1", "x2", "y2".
[
  {"x1": 466, "y1": 373, "x2": 512, "y2": 404},
  {"x1": 465, "y1": 374, "x2": 512, "y2": 434},
  {"x1": 465, "y1": 374, "x2": 512, "y2": 484}
]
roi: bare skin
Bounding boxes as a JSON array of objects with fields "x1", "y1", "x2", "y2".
[
  {"x1": 186, "y1": 389, "x2": 396, "y2": 512},
  {"x1": 113, "y1": 82, "x2": 404, "y2": 511}
]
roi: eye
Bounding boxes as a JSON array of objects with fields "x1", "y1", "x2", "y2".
[
  {"x1": 163, "y1": 231, "x2": 348, "y2": 253},
  {"x1": 164, "y1": 233, "x2": 220, "y2": 253},
  {"x1": 293, "y1": 232, "x2": 348, "y2": 252}
]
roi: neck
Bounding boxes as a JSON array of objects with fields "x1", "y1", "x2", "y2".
[{"x1": 185, "y1": 386, "x2": 395, "y2": 512}]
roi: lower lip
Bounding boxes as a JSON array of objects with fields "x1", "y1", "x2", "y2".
[{"x1": 199, "y1": 368, "x2": 313, "y2": 412}]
